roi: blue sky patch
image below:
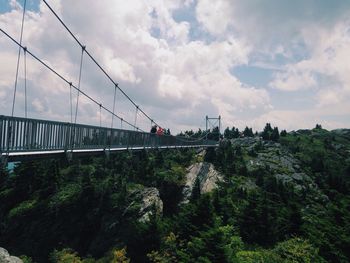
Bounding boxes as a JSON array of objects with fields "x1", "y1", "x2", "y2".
[
  {"x1": 231, "y1": 65, "x2": 274, "y2": 88},
  {"x1": 0, "y1": 0, "x2": 39, "y2": 14}
]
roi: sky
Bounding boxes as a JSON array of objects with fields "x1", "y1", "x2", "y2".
[{"x1": 0, "y1": 0, "x2": 349, "y2": 133}]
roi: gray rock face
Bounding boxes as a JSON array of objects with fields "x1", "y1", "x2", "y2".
[
  {"x1": 231, "y1": 137, "x2": 261, "y2": 150},
  {"x1": 232, "y1": 137, "x2": 302, "y2": 176},
  {"x1": 331, "y1": 128, "x2": 350, "y2": 137},
  {"x1": 124, "y1": 187, "x2": 163, "y2": 223},
  {"x1": 0, "y1": 248, "x2": 23, "y2": 263},
  {"x1": 182, "y1": 162, "x2": 223, "y2": 203},
  {"x1": 138, "y1": 187, "x2": 163, "y2": 223},
  {"x1": 231, "y1": 137, "x2": 328, "y2": 203}
]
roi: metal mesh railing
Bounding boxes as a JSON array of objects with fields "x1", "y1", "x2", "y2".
[{"x1": 0, "y1": 115, "x2": 218, "y2": 154}]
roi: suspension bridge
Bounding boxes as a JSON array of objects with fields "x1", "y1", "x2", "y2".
[{"x1": 0, "y1": 0, "x2": 219, "y2": 162}]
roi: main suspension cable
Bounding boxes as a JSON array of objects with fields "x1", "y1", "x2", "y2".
[
  {"x1": 0, "y1": 27, "x2": 143, "y2": 131},
  {"x1": 41, "y1": 0, "x2": 161, "y2": 129}
]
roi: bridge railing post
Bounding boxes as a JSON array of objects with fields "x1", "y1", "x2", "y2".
[{"x1": 0, "y1": 116, "x2": 4, "y2": 154}]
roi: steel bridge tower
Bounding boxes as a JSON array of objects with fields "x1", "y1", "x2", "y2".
[{"x1": 205, "y1": 115, "x2": 221, "y2": 135}]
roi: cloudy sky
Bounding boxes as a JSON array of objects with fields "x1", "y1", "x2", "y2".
[{"x1": 0, "y1": 0, "x2": 349, "y2": 133}]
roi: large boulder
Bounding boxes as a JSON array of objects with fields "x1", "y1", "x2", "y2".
[
  {"x1": 182, "y1": 162, "x2": 223, "y2": 203},
  {"x1": 0, "y1": 248, "x2": 23, "y2": 263}
]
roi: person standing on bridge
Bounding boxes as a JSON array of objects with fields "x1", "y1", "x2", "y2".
[
  {"x1": 156, "y1": 126, "x2": 164, "y2": 146},
  {"x1": 150, "y1": 125, "x2": 157, "y2": 134},
  {"x1": 156, "y1": 127, "x2": 164, "y2": 136},
  {"x1": 150, "y1": 125, "x2": 157, "y2": 147}
]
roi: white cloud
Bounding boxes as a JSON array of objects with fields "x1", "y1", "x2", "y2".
[
  {"x1": 194, "y1": 0, "x2": 350, "y2": 130},
  {"x1": 1, "y1": 0, "x2": 348, "y2": 134},
  {"x1": 269, "y1": 68, "x2": 317, "y2": 91},
  {"x1": 0, "y1": 0, "x2": 270, "y2": 133},
  {"x1": 269, "y1": 20, "x2": 350, "y2": 108},
  {"x1": 196, "y1": 0, "x2": 233, "y2": 36}
]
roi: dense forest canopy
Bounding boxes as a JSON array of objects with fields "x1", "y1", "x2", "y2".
[{"x1": 1, "y1": 125, "x2": 350, "y2": 262}]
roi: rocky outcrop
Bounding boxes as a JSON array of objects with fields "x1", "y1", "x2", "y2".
[
  {"x1": 231, "y1": 137, "x2": 329, "y2": 203},
  {"x1": 182, "y1": 162, "x2": 223, "y2": 203},
  {"x1": 331, "y1": 128, "x2": 350, "y2": 137},
  {"x1": 124, "y1": 187, "x2": 163, "y2": 223},
  {"x1": 138, "y1": 187, "x2": 163, "y2": 223},
  {"x1": 0, "y1": 248, "x2": 23, "y2": 263}
]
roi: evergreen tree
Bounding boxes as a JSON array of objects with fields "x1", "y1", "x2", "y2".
[
  {"x1": 271, "y1": 127, "x2": 280, "y2": 142},
  {"x1": 243, "y1": 127, "x2": 254, "y2": 137},
  {"x1": 232, "y1": 127, "x2": 240, "y2": 138},
  {"x1": 262, "y1": 123, "x2": 273, "y2": 140},
  {"x1": 280, "y1": 130, "x2": 287, "y2": 137},
  {"x1": 224, "y1": 127, "x2": 231, "y2": 139}
]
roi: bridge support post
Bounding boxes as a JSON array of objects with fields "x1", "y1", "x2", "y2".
[
  {"x1": 0, "y1": 155, "x2": 8, "y2": 168},
  {"x1": 0, "y1": 155, "x2": 8, "y2": 170},
  {"x1": 104, "y1": 149, "x2": 110, "y2": 160},
  {"x1": 66, "y1": 151, "x2": 73, "y2": 162}
]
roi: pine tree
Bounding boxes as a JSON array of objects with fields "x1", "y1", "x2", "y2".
[
  {"x1": 271, "y1": 127, "x2": 280, "y2": 142},
  {"x1": 280, "y1": 130, "x2": 287, "y2": 137},
  {"x1": 243, "y1": 127, "x2": 254, "y2": 137},
  {"x1": 224, "y1": 127, "x2": 231, "y2": 139}
]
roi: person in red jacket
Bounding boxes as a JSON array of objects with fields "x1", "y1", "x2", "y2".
[{"x1": 156, "y1": 127, "x2": 164, "y2": 135}]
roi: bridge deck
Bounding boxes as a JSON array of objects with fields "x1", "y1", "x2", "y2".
[{"x1": 0, "y1": 115, "x2": 218, "y2": 161}]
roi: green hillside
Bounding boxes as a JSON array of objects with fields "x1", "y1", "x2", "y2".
[{"x1": 1, "y1": 126, "x2": 350, "y2": 262}]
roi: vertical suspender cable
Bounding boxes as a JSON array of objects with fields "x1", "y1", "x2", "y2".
[
  {"x1": 111, "y1": 85, "x2": 117, "y2": 129},
  {"x1": 109, "y1": 86, "x2": 117, "y2": 148},
  {"x1": 24, "y1": 47, "x2": 27, "y2": 118},
  {"x1": 7, "y1": 0, "x2": 26, "y2": 157},
  {"x1": 11, "y1": 0, "x2": 27, "y2": 117},
  {"x1": 23, "y1": 47, "x2": 28, "y2": 149},
  {"x1": 134, "y1": 106, "x2": 139, "y2": 131},
  {"x1": 69, "y1": 82, "x2": 73, "y2": 123},
  {"x1": 120, "y1": 119, "x2": 123, "y2": 129},
  {"x1": 68, "y1": 82, "x2": 73, "y2": 152},
  {"x1": 99, "y1": 104, "x2": 102, "y2": 128},
  {"x1": 99, "y1": 103, "x2": 102, "y2": 149},
  {"x1": 71, "y1": 46, "x2": 85, "y2": 150},
  {"x1": 74, "y1": 46, "x2": 85, "y2": 125}
]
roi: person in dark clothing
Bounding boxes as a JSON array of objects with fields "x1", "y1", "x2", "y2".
[
  {"x1": 150, "y1": 125, "x2": 157, "y2": 147},
  {"x1": 150, "y1": 125, "x2": 157, "y2": 134}
]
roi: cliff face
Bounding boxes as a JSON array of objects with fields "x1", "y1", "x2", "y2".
[{"x1": 182, "y1": 162, "x2": 223, "y2": 203}]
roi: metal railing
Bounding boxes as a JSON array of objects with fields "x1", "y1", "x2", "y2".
[{"x1": 0, "y1": 115, "x2": 218, "y2": 154}]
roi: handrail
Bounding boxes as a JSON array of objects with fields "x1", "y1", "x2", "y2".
[{"x1": 0, "y1": 115, "x2": 218, "y2": 154}]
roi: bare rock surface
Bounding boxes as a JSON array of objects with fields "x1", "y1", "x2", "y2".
[
  {"x1": 138, "y1": 187, "x2": 163, "y2": 223},
  {"x1": 124, "y1": 187, "x2": 163, "y2": 223},
  {"x1": 182, "y1": 162, "x2": 223, "y2": 203},
  {"x1": 0, "y1": 248, "x2": 23, "y2": 263},
  {"x1": 231, "y1": 137, "x2": 329, "y2": 203}
]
